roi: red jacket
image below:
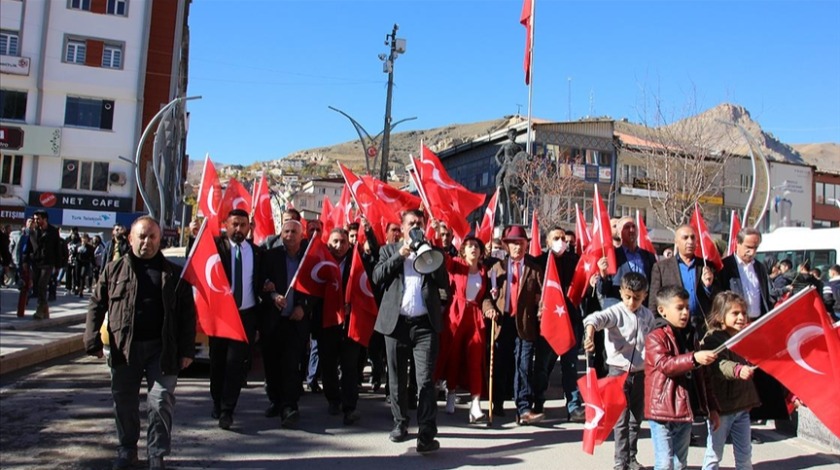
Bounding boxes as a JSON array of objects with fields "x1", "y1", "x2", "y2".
[{"x1": 644, "y1": 320, "x2": 718, "y2": 423}]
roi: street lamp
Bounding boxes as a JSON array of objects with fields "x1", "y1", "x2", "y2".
[
  {"x1": 378, "y1": 24, "x2": 406, "y2": 182},
  {"x1": 328, "y1": 106, "x2": 416, "y2": 176}
]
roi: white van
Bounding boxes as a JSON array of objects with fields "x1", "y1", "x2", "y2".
[{"x1": 754, "y1": 227, "x2": 840, "y2": 282}]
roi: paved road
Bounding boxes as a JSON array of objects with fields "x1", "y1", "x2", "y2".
[{"x1": 1, "y1": 351, "x2": 838, "y2": 470}]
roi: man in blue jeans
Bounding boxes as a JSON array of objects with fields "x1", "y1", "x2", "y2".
[{"x1": 84, "y1": 216, "x2": 196, "y2": 470}]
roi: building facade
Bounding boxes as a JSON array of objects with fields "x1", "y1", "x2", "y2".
[{"x1": 0, "y1": 0, "x2": 190, "y2": 234}]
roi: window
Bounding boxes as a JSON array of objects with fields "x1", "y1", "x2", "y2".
[
  {"x1": 61, "y1": 159, "x2": 109, "y2": 191},
  {"x1": 102, "y1": 45, "x2": 122, "y2": 68},
  {"x1": 0, "y1": 90, "x2": 27, "y2": 120},
  {"x1": 69, "y1": 0, "x2": 92, "y2": 11},
  {"x1": 1, "y1": 154, "x2": 23, "y2": 185},
  {"x1": 65, "y1": 40, "x2": 86, "y2": 63},
  {"x1": 64, "y1": 96, "x2": 114, "y2": 130},
  {"x1": 0, "y1": 30, "x2": 20, "y2": 56},
  {"x1": 107, "y1": 0, "x2": 128, "y2": 16}
]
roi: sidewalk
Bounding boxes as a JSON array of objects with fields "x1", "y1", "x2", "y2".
[{"x1": 0, "y1": 283, "x2": 89, "y2": 376}]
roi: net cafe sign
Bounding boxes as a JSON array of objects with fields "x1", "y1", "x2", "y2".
[{"x1": 29, "y1": 191, "x2": 133, "y2": 211}]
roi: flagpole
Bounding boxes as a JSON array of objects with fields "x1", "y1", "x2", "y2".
[
  {"x1": 525, "y1": 0, "x2": 535, "y2": 156},
  {"x1": 713, "y1": 286, "x2": 816, "y2": 355},
  {"x1": 595, "y1": 185, "x2": 606, "y2": 260},
  {"x1": 197, "y1": 154, "x2": 211, "y2": 217}
]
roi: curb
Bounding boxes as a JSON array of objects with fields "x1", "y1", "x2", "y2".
[
  {"x1": 1, "y1": 313, "x2": 87, "y2": 332},
  {"x1": 0, "y1": 333, "x2": 85, "y2": 376}
]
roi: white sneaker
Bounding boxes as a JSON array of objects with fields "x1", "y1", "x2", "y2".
[{"x1": 445, "y1": 392, "x2": 456, "y2": 414}]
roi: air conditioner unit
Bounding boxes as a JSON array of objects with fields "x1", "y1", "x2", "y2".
[
  {"x1": 109, "y1": 171, "x2": 127, "y2": 185},
  {"x1": 0, "y1": 184, "x2": 9, "y2": 196}
]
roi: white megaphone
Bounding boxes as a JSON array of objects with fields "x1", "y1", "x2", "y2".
[{"x1": 409, "y1": 227, "x2": 444, "y2": 274}]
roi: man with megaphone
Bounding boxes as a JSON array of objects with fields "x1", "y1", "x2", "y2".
[{"x1": 372, "y1": 209, "x2": 449, "y2": 454}]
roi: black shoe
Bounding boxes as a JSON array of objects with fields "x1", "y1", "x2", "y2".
[
  {"x1": 751, "y1": 434, "x2": 763, "y2": 444},
  {"x1": 211, "y1": 406, "x2": 221, "y2": 420},
  {"x1": 492, "y1": 404, "x2": 506, "y2": 417},
  {"x1": 343, "y1": 410, "x2": 361, "y2": 425},
  {"x1": 389, "y1": 424, "x2": 408, "y2": 443},
  {"x1": 218, "y1": 412, "x2": 233, "y2": 430},
  {"x1": 112, "y1": 450, "x2": 138, "y2": 469},
  {"x1": 265, "y1": 403, "x2": 281, "y2": 418},
  {"x1": 328, "y1": 402, "x2": 341, "y2": 416},
  {"x1": 569, "y1": 407, "x2": 586, "y2": 423},
  {"x1": 307, "y1": 382, "x2": 322, "y2": 393},
  {"x1": 281, "y1": 408, "x2": 300, "y2": 428},
  {"x1": 372, "y1": 381, "x2": 381, "y2": 393},
  {"x1": 416, "y1": 438, "x2": 440, "y2": 453},
  {"x1": 628, "y1": 459, "x2": 647, "y2": 470}
]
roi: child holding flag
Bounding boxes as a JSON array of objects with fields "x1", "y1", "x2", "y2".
[{"x1": 699, "y1": 292, "x2": 760, "y2": 470}]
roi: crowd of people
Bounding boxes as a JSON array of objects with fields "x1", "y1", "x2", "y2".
[{"x1": 9, "y1": 206, "x2": 824, "y2": 470}]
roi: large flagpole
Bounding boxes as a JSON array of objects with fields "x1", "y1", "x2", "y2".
[{"x1": 525, "y1": 0, "x2": 535, "y2": 155}]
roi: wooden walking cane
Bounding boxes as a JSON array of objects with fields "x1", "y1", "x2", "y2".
[{"x1": 488, "y1": 315, "x2": 496, "y2": 427}]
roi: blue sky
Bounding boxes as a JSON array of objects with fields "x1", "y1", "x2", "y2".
[{"x1": 185, "y1": 0, "x2": 840, "y2": 165}]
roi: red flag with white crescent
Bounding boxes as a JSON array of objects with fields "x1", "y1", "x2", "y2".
[
  {"x1": 181, "y1": 221, "x2": 247, "y2": 342},
  {"x1": 689, "y1": 202, "x2": 723, "y2": 272},
  {"x1": 636, "y1": 210, "x2": 655, "y2": 255},
  {"x1": 567, "y1": 251, "x2": 600, "y2": 308},
  {"x1": 727, "y1": 210, "x2": 742, "y2": 257},
  {"x1": 290, "y1": 235, "x2": 344, "y2": 328},
  {"x1": 723, "y1": 288, "x2": 840, "y2": 439},
  {"x1": 520, "y1": 0, "x2": 533, "y2": 85},
  {"x1": 577, "y1": 368, "x2": 628, "y2": 454},
  {"x1": 219, "y1": 178, "x2": 252, "y2": 221},
  {"x1": 251, "y1": 174, "x2": 275, "y2": 245},
  {"x1": 338, "y1": 162, "x2": 393, "y2": 244},
  {"x1": 476, "y1": 188, "x2": 499, "y2": 247},
  {"x1": 197, "y1": 155, "x2": 222, "y2": 233},
  {"x1": 346, "y1": 248, "x2": 379, "y2": 347},
  {"x1": 362, "y1": 175, "x2": 421, "y2": 215},
  {"x1": 540, "y1": 253, "x2": 575, "y2": 355},
  {"x1": 575, "y1": 203, "x2": 592, "y2": 254},
  {"x1": 319, "y1": 195, "x2": 335, "y2": 243},
  {"x1": 586, "y1": 185, "x2": 617, "y2": 275}
]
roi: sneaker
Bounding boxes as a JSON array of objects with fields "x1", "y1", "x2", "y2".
[
  {"x1": 148, "y1": 456, "x2": 165, "y2": 470},
  {"x1": 112, "y1": 450, "x2": 138, "y2": 469}
]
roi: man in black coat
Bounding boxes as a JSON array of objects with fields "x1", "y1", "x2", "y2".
[
  {"x1": 372, "y1": 210, "x2": 449, "y2": 453},
  {"x1": 596, "y1": 217, "x2": 657, "y2": 308},
  {"x1": 27, "y1": 210, "x2": 62, "y2": 319}
]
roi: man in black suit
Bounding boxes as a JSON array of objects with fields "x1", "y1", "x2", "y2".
[
  {"x1": 260, "y1": 219, "x2": 312, "y2": 428},
  {"x1": 649, "y1": 225, "x2": 717, "y2": 338},
  {"x1": 204, "y1": 209, "x2": 264, "y2": 430},
  {"x1": 372, "y1": 210, "x2": 449, "y2": 453},
  {"x1": 596, "y1": 217, "x2": 657, "y2": 308}
]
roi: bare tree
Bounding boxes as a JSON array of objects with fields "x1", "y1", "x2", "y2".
[{"x1": 518, "y1": 154, "x2": 586, "y2": 230}]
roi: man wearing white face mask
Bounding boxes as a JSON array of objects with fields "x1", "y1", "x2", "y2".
[{"x1": 534, "y1": 227, "x2": 585, "y2": 422}]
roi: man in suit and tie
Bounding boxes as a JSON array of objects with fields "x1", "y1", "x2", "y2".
[
  {"x1": 372, "y1": 210, "x2": 449, "y2": 453},
  {"x1": 206, "y1": 209, "x2": 264, "y2": 430},
  {"x1": 484, "y1": 225, "x2": 545, "y2": 425},
  {"x1": 648, "y1": 225, "x2": 718, "y2": 339},
  {"x1": 596, "y1": 217, "x2": 657, "y2": 307}
]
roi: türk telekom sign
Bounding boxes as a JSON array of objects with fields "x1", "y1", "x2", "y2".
[{"x1": 29, "y1": 191, "x2": 133, "y2": 212}]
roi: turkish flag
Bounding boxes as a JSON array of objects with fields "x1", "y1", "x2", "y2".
[
  {"x1": 574, "y1": 203, "x2": 592, "y2": 254},
  {"x1": 520, "y1": 0, "x2": 533, "y2": 85},
  {"x1": 181, "y1": 221, "x2": 247, "y2": 342},
  {"x1": 476, "y1": 188, "x2": 499, "y2": 247},
  {"x1": 690, "y1": 202, "x2": 723, "y2": 272},
  {"x1": 338, "y1": 163, "x2": 393, "y2": 245},
  {"x1": 251, "y1": 174, "x2": 275, "y2": 245},
  {"x1": 529, "y1": 210, "x2": 542, "y2": 256},
  {"x1": 291, "y1": 235, "x2": 344, "y2": 328},
  {"x1": 332, "y1": 186, "x2": 355, "y2": 228},
  {"x1": 577, "y1": 367, "x2": 629, "y2": 454},
  {"x1": 540, "y1": 253, "x2": 575, "y2": 355},
  {"x1": 727, "y1": 209, "x2": 742, "y2": 257},
  {"x1": 586, "y1": 185, "x2": 617, "y2": 275},
  {"x1": 219, "y1": 178, "x2": 252, "y2": 222},
  {"x1": 362, "y1": 175, "x2": 421, "y2": 215},
  {"x1": 568, "y1": 251, "x2": 600, "y2": 308},
  {"x1": 636, "y1": 210, "x2": 655, "y2": 255},
  {"x1": 346, "y1": 248, "x2": 379, "y2": 347},
  {"x1": 197, "y1": 155, "x2": 222, "y2": 233},
  {"x1": 319, "y1": 195, "x2": 335, "y2": 243},
  {"x1": 724, "y1": 288, "x2": 840, "y2": 439},
  {"x1": 417, "y1": 144, "x2": 486, "y2": 246}
]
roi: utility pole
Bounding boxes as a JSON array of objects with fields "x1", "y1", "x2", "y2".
[{"x1": 379, "y1": 24, "x2": 405, "y2": 182}]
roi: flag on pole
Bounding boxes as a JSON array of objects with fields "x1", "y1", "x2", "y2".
[
  {"x1": 721, "y1": 287, "x2": 840, "y2": 439},
  {"x1": 290, "y1": 235, "x2": 344, "y2": 328},
  {"x1": 574, "y1": 203, "x2": 592, "y2": 254},
  {"x1": 219, "y1": 178, "x2": 252, "y2": 221},
  {"x1": 567, "y1": 251, "x2": 600, "y2": 307},
  {"x1": 588, "y1": 185, "x2": 617, "y2": 275},
  {"x1": 251, "y1": 174, "x2": 275, "y2": 245},
  {"x1": 346, "y1": 248, "x2": 379, "y2": 347},
  {"x1": 529, "y1": 210, "x2": 541, "y2": 256},
  {"x1": 476, "y1": 188, "x2": 499, "y2": 247},
  {"x1": 181, "y1": 221, "x2": 247, "y2": 342},
  {"x1": 337, "y1": 162, "x2": 393, "y2": 244},
  {"x1": 319, "y1": 195, "x2": 335, "y2": 242},
  {"x1": 727, "y1": 210, "x2": 742, "y2": 257},
  {"x1": 690, "y1": 202, "x2": 723, "y2": 272},
  {"x1": 520, "y1": 0, "x2": 534, "y2": 85},
  {"x1": 197, "y1": 154, "x2": 222, "y2": 235},
  {"x1": 577, "y1": 367, "x2": 629, "y2": 454},
  {"x1": 362, "y1": 175, "x2": 422, "y2": 215},
  {"x1": 540, "y1": 252, "x2": 575, "y2": 355},
  {"x1": 636, "y1": 210, "x2": 655, "y2": 255}
]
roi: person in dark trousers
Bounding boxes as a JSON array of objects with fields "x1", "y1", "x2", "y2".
[
  {"x1": 83, "y1": 216, "x2": 196, "y2": 470},
  {"x1": 102, "y1": 224, "x2": 130, "y2": 270},
  {"x1": 26, "y1": 210, "x2": 62, "y2": 319},
  {"x1": 372, "y1": 210, "x2": 449, "y2": 453}
]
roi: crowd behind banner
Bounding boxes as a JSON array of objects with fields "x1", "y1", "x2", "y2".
[{"x1": 6, "y1": 158, "x2": 834, "y2": 468}]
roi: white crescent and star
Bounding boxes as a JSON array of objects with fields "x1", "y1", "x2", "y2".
[
  {"x1": 351, "y1": 180, "x2": 363, "y2": 197},
  {"x1": 546, "y1": 280, "x2": 563, "y2": 292},
  {"x1": 258, "y1": 194, "x2": 272, "y2": 219},
  {"x1": 786, "y1": 325, "x2": 825, "y2": 375},
  {"x1": 311, "y1": 260, "x2": 339, "y2": 284},
  {"x1": 232, "y1": 196, "x2": 248, "y2": 211},
  {"x1": 204, "y1": 254, "x2": 226, "y2": 294},
  {"x1": 207, "y1": 186, "x2": 218, "y2": 216},
  {"x1": 584, "y1": 403, "x2": 606, "y2": 430},
  {"x1": 377, "y1": 186, "x2": 398, "y2": 204},
  {"x1": 360, "y1": 272, "x2": 374, "y2": 298}
]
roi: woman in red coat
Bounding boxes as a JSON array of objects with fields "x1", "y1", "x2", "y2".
[{"x1": 437, "y1": 236, "x2": 494, "y2": 423}]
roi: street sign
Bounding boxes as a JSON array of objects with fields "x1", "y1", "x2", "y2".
[
  {"x1": 0, "y1": 125, "x2": 24, "y2": 150},
  {"x1": 367, "y1": 146, "x2": 377, "y2": 158}
]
